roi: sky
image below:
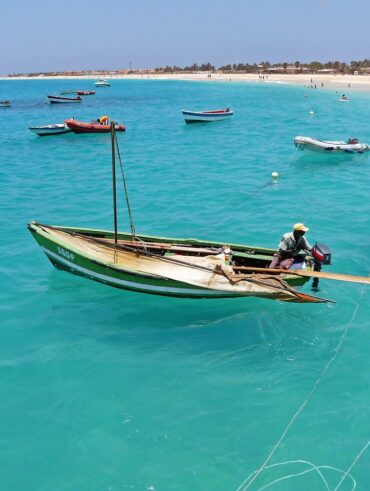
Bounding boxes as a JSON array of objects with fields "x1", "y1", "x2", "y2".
[{"x1": 1, "y1": 0, "x2": 369, "y2": 74}]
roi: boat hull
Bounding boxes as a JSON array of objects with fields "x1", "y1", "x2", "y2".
[
  {"x1": 28, "y1": 222, "x2": 316, "y2": 301},
  {"x1": 294, "y1": 136, "x2": 370, "y2": 154},
  {"x1": 94, "y1": 80, "x2": 110, "y2": 87},
  {"x1": 29, "y1": 124, "x2": 70, "y2": 136},
  {"x1": 182, "y1": 109, "x2": 234, "y2": 123},
  {"x1": 65, "y1": 119, "x2": 126, "y2": 133},
  {"x1": 48, "y1": 95, "x2": 82, "y2": 103}
]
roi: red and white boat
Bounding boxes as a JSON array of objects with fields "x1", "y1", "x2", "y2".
[
  {"x1": 75, "y1": 90, "x2": 95, "y2": 96},
  {"x1": 48, "y1": 95, "x2": 82, "y2": 104},
  {"x1": 65, "y1": 119, "x2": 126, "y2": 134}
]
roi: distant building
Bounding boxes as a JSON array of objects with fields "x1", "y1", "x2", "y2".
[
  {"x1": 267, "y1": 66, "x2": 309, "y2": 74},
  {"x1": 316, "y1": 69, "x2": 338, "y2": 74}
]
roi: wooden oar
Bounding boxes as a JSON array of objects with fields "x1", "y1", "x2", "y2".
[{"x1": 232, "y1": 266, "x2": 370, "y2": 285}]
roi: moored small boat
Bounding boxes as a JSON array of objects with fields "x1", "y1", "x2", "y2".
[
  {"x1": 65, "y1": 118, "x2": 125, "y2": 133},
  {"x1": 48, "y1": 95, "x2": 82, "y2": 104},
  {"x1": 94, "y1": 79, "x2": 110, "y2": 87},
  {"x1": 0, "y1": 100, "x2": 11, "y2": 107},
  {"x1": 29, "y1": 123, "x2": 71, "y2": 136},
  {"x1": 182, "y1": 108, "x2": 234, "y2": 123},
  {"x1": 76, "y1": 90, "x2": 95, "y2": 96},
  {"x1": 294, "y1": 136, "x2": 370, "y2": 154}
]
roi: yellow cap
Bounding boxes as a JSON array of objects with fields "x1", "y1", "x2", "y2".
[{"x1": 293, "y1": 223, "x2": 309, "y2": 232}]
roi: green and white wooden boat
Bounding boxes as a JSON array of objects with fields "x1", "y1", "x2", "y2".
[{"x1": 28, "y1": 221, "x2": 329, "y2": 303}]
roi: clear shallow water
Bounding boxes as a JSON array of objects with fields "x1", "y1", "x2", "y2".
[{"x1": 0, "y1": 79, "x2": 369, "y2": 490}]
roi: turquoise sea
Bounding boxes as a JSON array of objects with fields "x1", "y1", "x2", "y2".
[{"x1": 1, "y1": 79, "x2": 369, "y2": 490}]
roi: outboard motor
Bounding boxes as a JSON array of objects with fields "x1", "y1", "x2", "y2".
[{"x1": 311, "y1": 243, "x2": 331, "y2": 290}]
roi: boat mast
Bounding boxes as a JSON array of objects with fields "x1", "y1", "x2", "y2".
[
  {"x1": 110, "y1": 120, "x2": 137, "y2": 243},
  {"x1": 111, "y1": 122, "x2": 118, "y2": 244}
]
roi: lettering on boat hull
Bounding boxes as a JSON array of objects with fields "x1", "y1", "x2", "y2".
[{"x1": 57, "y1": 247, "x2": 75, "y2": 262}]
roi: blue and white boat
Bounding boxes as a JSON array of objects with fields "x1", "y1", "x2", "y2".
[
  {"x1": 29, "y1": 123, "x2": 71, "y2": 136},
  {"x1": 47, "y1": 95, "x2": 82, "y2": 104},
  {"x1": 182, "y1": 108, "x2": 234, "y2": 123},
  {"x1": 94, "y1": 79, "x2": 110, "y2": 87}
]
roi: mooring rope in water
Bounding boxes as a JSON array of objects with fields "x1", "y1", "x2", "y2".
[
  {"x1": 236, "y1": 280, "x2": 369, "y2": 491},
  {"x1": 282, "y1": 139, "x2": 301, "y2": 171},
  {"x1": 332, "y1": 440, "x2": 370, "y2": 491},
  {"x1": 240, "y1": 460, "x2": 357, "y2": 491},
  {"x1": 247, "y1": 142, "x2": 301, "y2": 198}
]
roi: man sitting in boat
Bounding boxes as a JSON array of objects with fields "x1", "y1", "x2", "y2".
[{"x1": 269, "y1": 223, "x2": 312, "y2": 270}]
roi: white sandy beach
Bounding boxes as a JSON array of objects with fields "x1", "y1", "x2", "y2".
[{"x1": 2, "y1": 72, "x2": 370, "y2": 92}]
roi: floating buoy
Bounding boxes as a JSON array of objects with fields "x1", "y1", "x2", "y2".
[
  {"x1": 309, "y1": 110, "x2": 315, "y2": 116},
  {"x1": 272, "y1": 171, "x2": 279, "y2": 183}
]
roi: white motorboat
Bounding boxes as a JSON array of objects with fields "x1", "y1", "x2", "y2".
[
  {"x1": 29, "y1": 124, "x2": 71, "y2": 136},
  {"x1": 0, "y1": 100, "x2": 11, "y2": 107},
  {"x1": 294, "y1": 136, "x2": 370, "y2": 154},
  {"x1": 47, "y1": 95, "x2": 82, "y2": 103},
  {"x1": 182, "y1": 108, "x2": 234, "y2": 123},
  {"x1": 94, "y1": 79, "x2": 110, "y2": 87}
]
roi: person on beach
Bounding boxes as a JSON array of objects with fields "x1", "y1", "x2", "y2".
[{"x1": 269, "y1": 223, "x2": 312, "y2": 270}]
